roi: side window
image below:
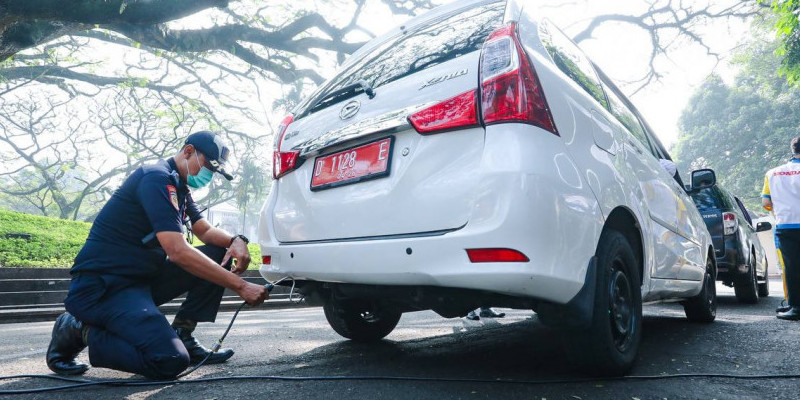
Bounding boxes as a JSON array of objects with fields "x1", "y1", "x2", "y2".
[
  {"x1": 539, "y1": 20, "x2": 609, "y2": 109},
  {"x1": 603, "y1": 84, "x2": 650, "y2": 149},
  {"x1": 734, "y1": 196, "x2": 753, "y2": 226}
]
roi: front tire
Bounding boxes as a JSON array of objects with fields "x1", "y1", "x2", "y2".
[
  {"x1": 563, "y1": 230, "x2": 642, "y2": 376},
  {"x1": 684, "y1": 257, "x2": 717, "y2": 322},
  {"x1": 323, "y1": 299, "x2": 401, "y2": 343},
  {"x1": 734, "y1": 255, "x2": 759, "y2": 304}
]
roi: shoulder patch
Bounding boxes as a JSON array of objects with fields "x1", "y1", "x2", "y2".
[{"x1": 167, "y1": 185, "x2": 179, "y2": 211}]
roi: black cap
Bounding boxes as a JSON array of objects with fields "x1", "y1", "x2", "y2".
[
  {"x1": 792, "y1": 137, "x2": 800, "y2": 155},
  {"x1": 185, "y1": 131, "x2": 233, "y2": 181}
]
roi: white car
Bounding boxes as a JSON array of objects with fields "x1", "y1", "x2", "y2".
[{"x1": 258, "y1": 0, "x2": 717, "y2": 375}]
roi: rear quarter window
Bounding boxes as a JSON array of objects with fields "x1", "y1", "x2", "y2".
[
  {"x1": 604, "y1": 84, "x2": 650, "y2": 149},
  {"x1": 539, "y1": 19, "x2": 609, "y2": 109},
  {"x1": 299, "y1": 2, "x2": 505, "y2": 115}
]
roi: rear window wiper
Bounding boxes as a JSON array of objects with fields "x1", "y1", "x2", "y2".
[{"x1": 305, "y1": 80, "x2": 376, "y2": 116}]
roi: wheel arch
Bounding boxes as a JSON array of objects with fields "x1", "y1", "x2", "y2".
[{"x1": 602, "y1": 206, "x2": 644, "y2": 286}]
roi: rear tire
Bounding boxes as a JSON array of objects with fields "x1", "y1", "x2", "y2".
[
  {"x1": 563, "y1": 230, "x2": 642, "y2": 376},
  {"x1": 323, "y1": 299, "x2": 401, "y2": 343},
  {"x1": 758, "y1": 260, "x2": 770, "y2": 298},
  {"x1": 684, "y1": 257, "x2": 717, "y2": 322},
  {"x1": 734, "y1": 256, "x2": 759, "y2": 304}
]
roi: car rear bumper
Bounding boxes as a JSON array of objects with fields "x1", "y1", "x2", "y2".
[
  {"x1": 259, "y1": 208, "x2": 592, "y2": 304},
  {"x1": 260, "y1": 233, "x2": 583, "y2": 304}
]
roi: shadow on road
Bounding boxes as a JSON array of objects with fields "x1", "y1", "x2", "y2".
[{"x1": 268, "y1": 290, "x2": 787, "y2": 383}]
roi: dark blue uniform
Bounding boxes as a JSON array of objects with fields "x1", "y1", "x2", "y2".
[{"x1": 64, "y1": 158, "x2": 230, "y2": 379}]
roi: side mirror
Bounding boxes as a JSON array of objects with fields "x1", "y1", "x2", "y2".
[
  {"x1": 691, "y1": 169, "x2": 716, "y2": 190},
  {"x1": 756, "y1": 221, "x2": 772, "y2": 232}
]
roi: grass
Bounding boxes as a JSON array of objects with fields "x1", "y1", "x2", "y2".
[
  {"x1": 0, "y1": 209, "x2": 261, "y2": 269},
  {"x1": 0, "y1": 209, "x2": 91, "y2": 268}
]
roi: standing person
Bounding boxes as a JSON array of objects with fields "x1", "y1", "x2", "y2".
[
  {"x1": 762, "y1": 137, "x2": 800, "y2": 320},
  {"x1": 45, "y1": 131, "x2": 269, "y2": 379}
]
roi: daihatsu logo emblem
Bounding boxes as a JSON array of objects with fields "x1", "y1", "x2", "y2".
[{"x1": 339, "y1": 100, "x2": 361, "y2": 120}]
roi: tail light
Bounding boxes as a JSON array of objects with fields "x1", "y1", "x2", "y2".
[
  {"x1": 466, "y1": 248, "x2": 530, "y2": 263},
  {"x1": 273, "y1": 115, "x2": 300, "y2": 179},
  {"x1": 723, "y1": 212, "x2": 737, "y2": 236},
  {"x1": 479, "y1": 22, "x2": 557, "y2": 134},
  {"x1": 408, "y1": 89, "x2": 479, "y2": 134},
  {"x1": 262, "y1": 255, "x2": 272, "y2": 265}
]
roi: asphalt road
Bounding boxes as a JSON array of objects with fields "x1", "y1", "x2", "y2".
[{"x1": 0, "y1": 281, "x2": 798, "y2": 400}]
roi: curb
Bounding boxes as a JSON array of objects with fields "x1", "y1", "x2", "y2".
[
  {"x1": 0, "y1": 268, "x2": 308, "y2": 324},
  {"x1": 0, "y1": 299, "x2": 315, "y2": 324}
]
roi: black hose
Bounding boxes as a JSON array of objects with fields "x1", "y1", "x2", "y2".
[{"x1": 3, "y1": 371, "x2": 800, "y2": 395}]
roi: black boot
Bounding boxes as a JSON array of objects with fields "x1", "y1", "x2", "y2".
[
  {"x1": 175, "y1": 327, "x2": 234, "y2": 364},
  {"x1": 46, "y1": 313, "x2": 89, "y2": 375},
  {"x1": 479, "y1": 308, "x2": 506, "y2": 318}
]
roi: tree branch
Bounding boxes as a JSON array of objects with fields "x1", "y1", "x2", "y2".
[
  {"x1": 2, "y1": 0, "x2": 230, "y2": 25},
  {"x1": 0, "y1": 65, "x2": 180, "y2": 91}
]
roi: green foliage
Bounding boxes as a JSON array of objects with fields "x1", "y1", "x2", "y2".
[
  {"x1": 0, "y1": 209, "x2": 262, "y2": 270},
  {"x1": 672, "y1": 39, "x2": 800, "y2": 211},
  {"x1": 0, "y1": 209, "x2": 90, "y2": 268},
  {"x1": 764, "y1": 0, "x2": 800, "y2": 85},
  {"x1": 246, "y1": 243, "x2": 261, "y2": 271}
]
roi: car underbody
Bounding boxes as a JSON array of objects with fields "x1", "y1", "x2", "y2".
[{"x1": 294, "y1": 280, "x2": 540, "y2": 318}]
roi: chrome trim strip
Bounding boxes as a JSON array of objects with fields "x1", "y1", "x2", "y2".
[
  {"x1": 293, "y1": 104, "x2": 430, "y2": 157},
  {"x1": 278, "y1": 224, "x2": 466, "y2": 245}
]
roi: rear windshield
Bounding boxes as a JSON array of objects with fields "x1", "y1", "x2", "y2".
[
  {"x1": 689, "y1": 187, "x2": 730, "y2": 212},
  {"x1": 297, "y1": 1, "x2": 505, "y2": 116}
]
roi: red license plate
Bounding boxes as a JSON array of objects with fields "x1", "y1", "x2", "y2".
[{"x1": 310, "y1": 137, "x2": 394, "y2": 191}]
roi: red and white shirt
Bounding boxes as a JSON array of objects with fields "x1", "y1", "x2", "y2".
[{"x1": 763, "y1": 158, "x2": 800, "y2": 229}]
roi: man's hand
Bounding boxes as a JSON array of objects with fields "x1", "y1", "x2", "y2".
[
  {"x1": 237, "y1": 281, "x2": 269, "y2": 306},
  {"x1": 222, "y1": 237, "x2": 251, "y2": 275},
  {"x1": 763, "y1": 197, "x2": 774, "y2": 212}
]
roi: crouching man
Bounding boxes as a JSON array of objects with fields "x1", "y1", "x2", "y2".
[{"x1": 46, "y1": 131, "x2": 268, "y2": 379}]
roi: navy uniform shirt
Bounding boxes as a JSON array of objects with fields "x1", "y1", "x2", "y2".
[{"x1": 72, "y1": 158, "x2": 203, "y2": 277}]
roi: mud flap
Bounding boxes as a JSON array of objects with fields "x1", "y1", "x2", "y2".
[{"x1": 536, "y1": 256, "x2": 597, "y2": 330}]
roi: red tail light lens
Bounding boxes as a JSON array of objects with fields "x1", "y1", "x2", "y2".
[
  {"x1": 479, "y1": 22, "x2": 557, "y2": 134},
  {"x1": 262, "y1": 255, "x2": 272, "y2": 265},
  {"x1": 723, "y1": 212, "x2": 737, "y2": 236},
  {"x1": 273, "y1": 115, "x2": 300, "y2": 179},
  {"x1": 466, "y1": 248, "x2": 530, "y2": 263},
  {"x1": 408, "y1": 89, "x2": 479, "y2": 134},
  {"x1": 273, "y1": 151, "x2": 300, "y2": 180}
]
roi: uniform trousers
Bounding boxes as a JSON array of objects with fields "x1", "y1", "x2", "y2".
[
  {"x1": 776, "y1": 229, "x2": 800, "y2": 307},
  {"x1": 64, "y1": 245, "x2": 230, "y2": 379}
]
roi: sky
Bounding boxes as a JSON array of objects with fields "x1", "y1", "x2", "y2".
[
  {"x1": 543, "y1": 1, "x2": 752, "y2": 148},
  {"x1": 162, "y1": 0, "x2": 756, "y2": 150}
]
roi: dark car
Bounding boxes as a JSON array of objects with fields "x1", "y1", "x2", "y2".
[{"x1": 689, "y1": 183, "x2": 772, "y2": 303}]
